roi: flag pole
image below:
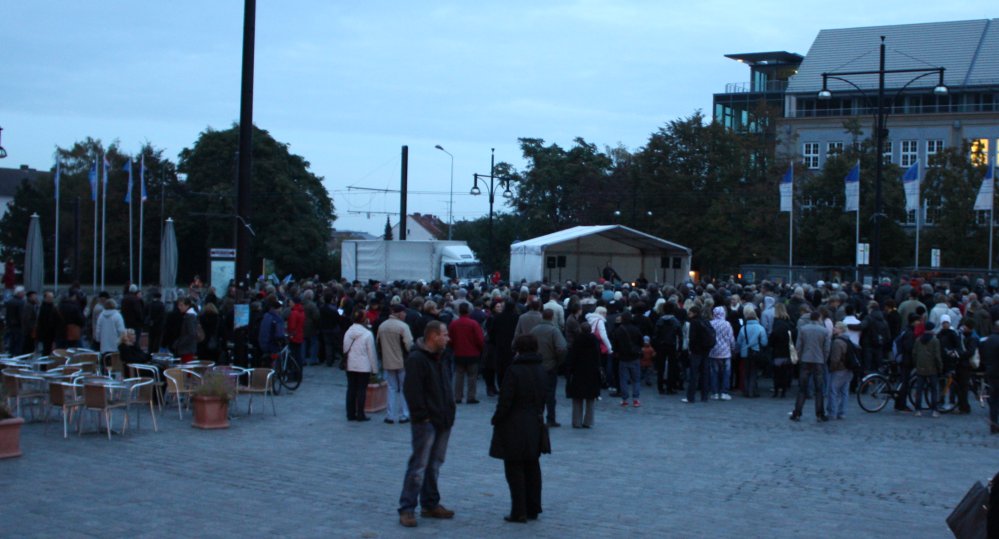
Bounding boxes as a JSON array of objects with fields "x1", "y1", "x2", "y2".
[
  {"x1": 855, "y1": 203, "x2": 860, "y2": 282},
  {"x1": 990, "y1": 160, "x2": 995, "y2": 273},
  {"x1": 54, "y1": 161, "x2": 60, "y2": 294},
  {"x1": 101, "y1": 157, "x2": 107, "y2": 291},
  {"x1": 93, "y1": 154, "x2": 99, "y2": 294},
  {"x1": 138, "y1": 156, "x2": 145, "y2": 288},
  {"x1": 789, "y1": 197, "x2": 793, "y2": 284},
  {"x1": 914, "y1": 197, "x2": 921, "y2": 271},
  {"x1": 128, "y1": 161, "x2": 134, "y2": 285}
]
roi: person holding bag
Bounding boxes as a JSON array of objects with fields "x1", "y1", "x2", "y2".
[
  {"x1": 489, "y1": 334, "x2": 550, "y2": 523},
  {"x1": 736, "y1": 306, "x2": 768, "y2": 398}
]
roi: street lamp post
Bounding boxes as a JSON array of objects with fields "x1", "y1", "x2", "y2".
[
  {"x1": 434, "y1": 145, "x2": 454, "y2": 240},
  {"x1": 817, "y1": 36, "x2": 947, "y2": 280},
  {"x1": 471, "y1": 148, "x2": 512, "y2": 273}
]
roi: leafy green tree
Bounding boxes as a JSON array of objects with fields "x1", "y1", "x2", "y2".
[
  {"x1": 177, "y1": 124, "x2": 336, "y2": 280},
  {"x1": 921, "y1": 144, "x2": 991, "y2": 267}
]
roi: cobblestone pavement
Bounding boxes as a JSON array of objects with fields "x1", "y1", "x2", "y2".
[{"x1": 3, "y1": 366, "x2": 997, "y2": 538}]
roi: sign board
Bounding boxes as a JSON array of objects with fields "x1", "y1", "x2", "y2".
[
  {"x1": 210, "y1": 260, "x2": 235, "y2": 289},
  {"x1": 931, "y1": 248, "x2": 941, "y2": 268},
  {"x1": 233, "y1": 303, "x2": 250, "y2": 330},
  {"x1": 210, "y1": 248, "x2": 236, "y2": 259},
  {"x1": 856, "y1": 243, "x2": 870, "y2": 265}
]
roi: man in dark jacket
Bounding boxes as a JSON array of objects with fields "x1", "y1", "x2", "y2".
[
  {"x1": 398, "y1": 321, "x2": 456, "y2": 528},
  {"x1": 683, "y1": 306, "x2": 713, "y2": 404},
  {"x1": 530, "y1": 309, "x2": 567, "y2": 425},
  {"x1": 979, "y1": 320, "x2": 999, "y2": 434},
  {"x1": 611, "y1": 311, "x2": 644, "y2": 407},
  {"x1": 144, "y1": 291, "x2": 166, "y2": 353},
  {"x1": 4, "y1": 287, "x2": 25, "y2": 355},
  {"x1": 120, "y1": 284, "x2": 145, "y2": 341}
]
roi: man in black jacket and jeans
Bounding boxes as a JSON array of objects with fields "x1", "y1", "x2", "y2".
[
  {"x1": 399, "y1": 321, "x2": 457, "y2": 527},
  {"x1": 682, "y1": 306, "x2": 713, "y2": 404},
  {"x1": 979, "y1": 320, "x2": 999, "y2": 434}
]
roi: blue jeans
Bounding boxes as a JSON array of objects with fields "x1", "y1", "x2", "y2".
[
  {"x1": 399, "y1": 422, "x2": 451, "y2": 514},
  {"x1": 618, "y1": 360, "x2": 640, "y2": 400},
  {"x1": 914, "y1": 374, "x2": 939, "y2": 411},
  {"x1": 827, "y1": 369, "x2": 853, "y2": 418},
  {"x1": 709, "y1": 357, "x2": 730, "y2": 395},
  {"x1": 385, "y1": 369, "x2": 409, "y2": 421},
  {"x1": 303, "y1": 336, "x2": 319, "y2": 364}
]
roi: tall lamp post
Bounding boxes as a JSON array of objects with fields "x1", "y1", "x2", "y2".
[
  {"x1": 817, "y1": 36, "x2": 947, "y2": 280},
  {"x1": 434, "y1": 144, "x2": 454, "y2": 240},
  {"x1": 471, "y1": 148, "x2": 512, "y2": 272}
]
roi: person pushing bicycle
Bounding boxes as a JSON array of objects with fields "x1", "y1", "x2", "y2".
[{"x1": 258, "y1": 296, "x2": 287, "y2": 368}]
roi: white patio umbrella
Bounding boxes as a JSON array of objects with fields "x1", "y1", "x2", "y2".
[
  {"x1": 159, "y1": 217, "x2": 177, "y2": 298},
  {"x1": 24, "y1": 213, "x2": 44, "y2": 292}
]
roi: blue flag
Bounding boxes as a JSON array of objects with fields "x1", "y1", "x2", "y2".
[
  {"x1": 779, "y1": 163, "x2": 793, "y2": 212},
  {"x1": 54, "y1": 161, "x2": 61, "y2": 203},
  {"x1": 124, "y1": 159, "x2": 133, "y2": 204},
  {"x1": 88, "y1": 161, "x2": 98, "y2": 201},
  {"x1": 844, "y1": 161, "x2": 860, "y2": 212},
  {"x1": 102, "y1": 155, "x2": 110, "y2": 190},
  {"x1": 140, "y1": 155, "x2": 148, "y2": 202},
  {"x1": 974, "y1": 165, "x2": 995, "y2": 211}
]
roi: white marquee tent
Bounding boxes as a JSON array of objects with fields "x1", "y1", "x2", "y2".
[{"x1": 509, "y1": 225, "x2": 692, "y2": 285}]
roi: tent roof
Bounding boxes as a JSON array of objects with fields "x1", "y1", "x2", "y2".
[{"x1": 510, "y1": 225, "x2": 691, "y2": 256}]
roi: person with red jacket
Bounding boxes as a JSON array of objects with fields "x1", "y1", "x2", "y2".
[
  {"x1": 449, "y1": 302, "x2": 485, "y2": 404},
  {"x1": 286, "y1": 296, "x2": 306, "y2": 368}
]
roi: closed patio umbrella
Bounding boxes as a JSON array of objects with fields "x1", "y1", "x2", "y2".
[
  {"x1": 159, "y1": 217, "x2": 177, "y2": 298},
  {"x1": 24, "y1": 213, "x2": 44, "y2": 292}
]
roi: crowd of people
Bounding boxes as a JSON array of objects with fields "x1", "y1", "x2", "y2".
[{"x1": 6, "y1": 271, "x2": 999, "y2": 526}]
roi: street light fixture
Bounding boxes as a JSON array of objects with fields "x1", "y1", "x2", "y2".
[
  {"x1": 814, "y1": 36, "x2": 948, "y2": 280},
  {"x1": 471, "y1": 148, "x2": 513, "y2": 273},
  {"x1": 0, "y1": 127, "x2": 7, "y2": 159},
  {"x1": 434, "y1": 144, "x2": 454, "y2": 240}
]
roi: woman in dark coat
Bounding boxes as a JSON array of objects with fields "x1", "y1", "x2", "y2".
[
  {"x1": 489, "y1": 334, "x2": 549, "y2": 523},
  {"x1": 565, "y1": 321, "x2": 602, "y2": 428},
  {"x1": 489, "y1": 298, "x2": 519, "y2": 388}
]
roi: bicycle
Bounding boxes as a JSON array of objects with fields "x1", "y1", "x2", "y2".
[
  {"x1": 909, "y1": 370, "x2": 958, "y2": 414},
  {"x1": 856, "y1": 359, "x2": 918, "y2": 413},
  {"x1": 271, "y1": 343, "x2": 302, "y2": 395}
]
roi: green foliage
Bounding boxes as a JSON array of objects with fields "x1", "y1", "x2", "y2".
[
  {"x1": 177, "y1": 125, "x2": 336, "y2": 280},
  {"x1": 921, "y1": 144, "x2": 991, "y2": 267}
]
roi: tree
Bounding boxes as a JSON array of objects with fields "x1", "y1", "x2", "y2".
[
  {"x1": 177, "y1": 124, "x2": 336, "y2": 280},
  {"x1": 921, "y1": 144, "x2": 990, "y2": 267}
]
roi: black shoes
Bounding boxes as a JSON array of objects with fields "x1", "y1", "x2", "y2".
[
  {"x1": 789, "y1": 414, "x2": 801, "y2": 422},
  {"x1": 817, "y1": 415, "x2": 830, "y2": 423},
  {"x1": 467, "y1": 399, "x2": 480, "y2": 404},
  {"x1": 546, "y1": 421, "x2": 561, "y2": 428},
  {"x1": 504, "y1": 515, "x2": 528, "y2": 523}
]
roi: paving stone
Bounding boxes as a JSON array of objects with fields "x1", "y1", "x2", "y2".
[{"x1": 2, "y1": 368, "x2": 996, "y2": 537}]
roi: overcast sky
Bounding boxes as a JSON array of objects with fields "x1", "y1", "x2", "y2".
[{"x1": 1, "y1": 1, "x2": 994, "y2": 236}]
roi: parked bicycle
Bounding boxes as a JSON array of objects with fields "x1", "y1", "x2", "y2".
[
  {"x1": 271, "y1": 341, "x2": 302, "y2": 395},
  {"x1": 857, "y1": 359, "x2": 918, "y2": 413}
]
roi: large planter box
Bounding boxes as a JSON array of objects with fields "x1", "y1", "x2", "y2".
[
  {"x1": 0, "y1": 417, "x2": 25, "y2": 458},
  {"x1": 192, "y1": 396, "x2": 230, "y2": 429},
  {"x1": 365, "y1": 382, "x2": 388, "y2": 413}
]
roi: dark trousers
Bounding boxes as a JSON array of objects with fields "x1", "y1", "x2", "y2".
[
  {"x1": 345, "y1": 371, "x2": 369, "y2": 420},
  {"x1": 793, "y1": 363, "x2": 826, "y2": 418},
  {"x1": 773, "y1": 360, "x2": 792, "y2": 393},
  {"x1": 989, "y1": 377, "x2": 999, "y2": 427},
  {"x1": 6, "y1": 330, "x2": 22, "y2": 356},
  {"x1": 668, "y1": 350, "x2": 685, "y2": 391},
  {"x1": 894, "y1": 364, "x2": 912, "y2": 410},
  {"x1": 504, "y1": 458, "x2": 542, "y2": 519},
  {"x1": 686, "y1": 354, "x2": 709, "y2": 402},
  {"x1": 654, "y1": 352, "x2": 667, "y2": 392},
  {"x1": 956, "y1": 365, "x2": 972, "y2": 413},
  {"x1": 545, "y1": 370, "x2": 558, "y2": 423}
]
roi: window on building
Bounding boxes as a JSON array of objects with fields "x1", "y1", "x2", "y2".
[
  {"x1": 900, "y1": 140, "x2": 918, "y2": 167},
  {"x1": 827, "y1": 142, "x2": 844, "y2": 157},
  {"x1": 882, "y1": 140, "x2": 893, "y2": 165},
  {"x1": 971, "y1": 139, "x2": 990, "y2": 166},
  {"x1": 803, "y1": 143, "x2": 820, "y2": 169},
  {"x1": 905, "y1": 209, "x2": 917, "y2": 226},
  {"x1": 926, "y1": 140, "x2": 944, "y2": 166},
  {"x1": 924, "y1": 204, "x2": 940, "y2": 226}
]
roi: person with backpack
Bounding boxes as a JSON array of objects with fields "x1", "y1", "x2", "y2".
[
  {"x1": 653, "y1": 302, "x2": 681, "y2": 395},
  {"x1": 736, "y1": 306, "x2": 768, "y2": 398},
  {"x1": 682, "y1": 305, "x2": 714, "y2": 404},
  {"x1": 790, "y1": 311, "x2": 830, "y2": 422},
  {"x1": 827, "y1": 322, "x2": 856, "y2": 420}
]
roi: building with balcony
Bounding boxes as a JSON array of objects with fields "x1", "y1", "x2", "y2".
[
  {"x1": 713, "y1": 51, "x2": 803, "y2": 135},
  {"x1": 779, "y1": 18, "x2": 999, "y2": 174}
]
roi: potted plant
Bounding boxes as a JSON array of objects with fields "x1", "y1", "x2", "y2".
[
  {"x1": 365, "y1": 372, "x2": 388, "y2": 413},
  {"x1": 0, "y1": 387, "x2": 24, "y2": 458},
  {"x1": 191, "y1": 372, "x2": 232, "y2": 429}
]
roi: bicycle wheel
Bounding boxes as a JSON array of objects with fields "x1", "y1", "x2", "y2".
[
  {"x1": 272, "y1": 352, "x2": 286, "y2": 396},
  {"x1": 857, "y1": 374, "x2": 891, "y2": 413},
  {"x1": 282, "y1": 356, "x2": 302, "y2": 391},
  {"x1": 907, "y1": 373, "x2": 920, "y2": 408}
]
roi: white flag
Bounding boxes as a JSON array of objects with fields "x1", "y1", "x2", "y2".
[
  {"x1": 974, "y1": 166, "x2": 995, "y2": 211},
  {"x1": 902, "y1": 161, "x2": 920, "y2": 213},
  {"x1": 844, "y1": 161, "x2": 860, "y2": 212}
]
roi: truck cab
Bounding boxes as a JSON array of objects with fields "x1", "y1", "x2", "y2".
[{"x1": 439, "y1": 245, "x2": 484, "y2": 284}]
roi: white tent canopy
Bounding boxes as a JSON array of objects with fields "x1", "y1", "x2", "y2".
[{"x1": 509, "y1": 225, "x2": 692, "y2": 285}]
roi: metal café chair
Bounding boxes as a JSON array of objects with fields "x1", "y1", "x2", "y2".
[
  {"x1": 237, "y1": 368, "x2": 276, "y2": 416},
  {"x1": 46, "y1": 380, "x2": 84, "y2": 438},
  {"x1": 81, "y1": 380, "x2": 130, "y2": 440},
  {"x1": 123, "y1": 377, "x2": 158, "y2": 433},
  {"x1": 163, "y1": 368, "x2": 201, "y2": 420},
  {"x1": 128, "y1": 363, "x2": 165, "y2": 412},
  {"x1": 3, "y1": 370, "x2": 47, "y2": 419}
]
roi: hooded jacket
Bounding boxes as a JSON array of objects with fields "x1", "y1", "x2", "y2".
[
  {"x1": 708, "y1": 307, "x2": 736, "y2": 359},
  {"x1": 585, "y1": 312, "x2": 613, "y2": 355},
  {"x1": 96, "y1": 308, "x2": 126, "y2": 354},
  {"x1": 760, "y1": 296, "x2": 777, "y2": 334},
  {"x1": 913, "y1": 332, "x2": 942, "y2": 376}
]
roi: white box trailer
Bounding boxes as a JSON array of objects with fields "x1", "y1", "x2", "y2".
[
  {"x1": 341, "y1": 240, "x2": 484, "y2": 284},
  {"x1": 509, "y1": 225, "x2": 692, "y2": 286}
]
